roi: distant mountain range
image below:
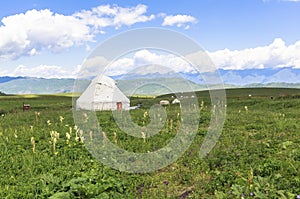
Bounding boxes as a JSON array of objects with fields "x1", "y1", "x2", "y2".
[
  {"x1": 0, "y1": 77, "x2": 76, "y2": 94},
  {"x1": 0, "y1": 67, "x2": 300, "y2": 95},
  {"x1": 180, "y1": 67, "x2": 300, "y2": 85},
  {"x1": 220, "y1": 67, "x2": 300, "y2": 85},
  {"x1": 0, "y1": 76, "x2": 26, "y2": 84}
]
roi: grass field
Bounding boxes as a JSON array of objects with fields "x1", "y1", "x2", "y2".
[{"x1": 0, "y1": 88, "x2": 300, "y2": 198}]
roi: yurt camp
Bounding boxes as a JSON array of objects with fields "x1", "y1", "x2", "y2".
[{"x1": 76, "y1": 75, "x2": 130, "y2": 111}]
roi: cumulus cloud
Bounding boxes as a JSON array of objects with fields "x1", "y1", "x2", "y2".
[
  {"x1": 6, "y1": 37, "x2": 300, "y2": 78},
  {"x1": 162, "y1": 14, "x2": 197, "y2": 29},
  {"x1": 74, "y1": 38, "x2": 300, "y2": 78},
  {"x1": 0, "y1": 9, "x2": 92, "y2": 60},
  {"x1": 0, "y1": 4, "x2": 155, "y2": 60},
  {"x1": 133, "y1": 49, "x2": 194, "y2": 72},
  {"x1": 8, "y1": 64, "x2": 80, "y2": 78},
  {"x1": 73, "y1": 4, "x2": 155, "y2": 30},
  {"x1": 79, "y1": 49, "x2": 195, "y2": 77},
  {"x1": 208, "y1": 38, "x2": 300, "y2": 70},
  {"x1": 0, "y1": 4, "x2": 199, "y2": 61}
]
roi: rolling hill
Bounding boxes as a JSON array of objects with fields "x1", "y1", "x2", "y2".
[{"x1": 158, "y1": 87, "x2": 300, "y2": 99}]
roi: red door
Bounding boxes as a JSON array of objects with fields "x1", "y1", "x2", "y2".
[{"x1": 116, "y1": 102, "x2": 122, "y2": 110}]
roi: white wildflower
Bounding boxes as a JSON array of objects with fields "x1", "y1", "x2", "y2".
[
  {"x1": 59, "y1": 116, "x2": 64, "y2": 123},
  {"x1": 113, "y1": 132, "x2": 117, "y2": 143},
  {"x1": 89, "y1": 131, "x2": 93, "y2": 140},
  {"x1": 143, "y1": 111, "x2": 148, "y2": 118},
  {"x1": 82, "y1": 113, "x2": 88, "y2": 122},
  {"x1": 47, "y1": 120, "x2": 52, "y2": 126},
  {"x1": 31, "y1": 137, "x2": 35, "y2": 153},
  {"x1": 66, "y1": 132, "x2": 71, "y2": 144},
  {"x1": 80, "y1": 136, "x2": 85, "y2": 143},
  {"x1": 50, "y1": 131, "x2": 59, "y2": 154},
  {"x1": 141, "y1": 132, "x2": 146, "y2": 142}
]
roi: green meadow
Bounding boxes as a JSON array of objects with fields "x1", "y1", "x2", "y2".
[{"x1": 0, "y1": 88, "x2": 300, "y2": 198}]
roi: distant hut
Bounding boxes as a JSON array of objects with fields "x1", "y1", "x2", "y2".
[{"x1": 172, "y1": 98, "x2": 180, "y2": 104}]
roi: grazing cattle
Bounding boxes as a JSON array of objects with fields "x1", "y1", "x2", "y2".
[{"x1": 160, "y1": 100, "x2": 170, "y2": 105}]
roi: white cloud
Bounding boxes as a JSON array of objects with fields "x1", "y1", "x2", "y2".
[
  {"x1": 162, "y1": 14, "x2": 197, "y2": 29},
  {"x1": 0, "y1": 4, "x2": 155, "y2": 60},
  {"x1": 78, "y1": 39, "x2": 300, "y2": 78},
  {"x1": 6, "y1": 38, "x2": 300, "y2": 79},
  {"x1": 73, "y1": 4, "x2": 155, "y2": 30},
  {"x1": 134, "y1": 49, "x2": 194, "y2": 72},
  {"x1": 78, "y1": 49, "x2": 195, "y2": 77},
  {"x1": 79, "y1": 56, "x2": 109, "y2": 78},
  {"x1": 79, "y1": 55, "x2": 135, "y2": 77},
  {"x1": 0, "y1": 9, "x2": 92, "y2": 60},
  {"x1": 0, "y1": 4, "x2": 199, "y2": 61},
  {"x1": 108, "y1": 57, "x2": 135, "y2": 75},
  {"x1": 208, "y1": 38, "x2": 300, "y2": 70},
  {"x1": 8, "y1": 64, "x2": 80, "y2": 78}
]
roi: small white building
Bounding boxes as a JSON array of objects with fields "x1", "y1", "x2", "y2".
[
  {"x1": 172, "y1": 98, "x2": 180, "y2": 104},
  {"x1": 76, "y1": 75, "x2": 130, "y2": 111}
]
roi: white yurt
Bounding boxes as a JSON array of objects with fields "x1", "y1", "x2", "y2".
[
  {"x1": 172, "y1": 98, "x2": 180, "y2": 104},
  {"x1": 76, "y1": 75, "x2": 130, "y2": 111}
]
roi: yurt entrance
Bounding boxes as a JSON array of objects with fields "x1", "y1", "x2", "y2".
[{"x1": 116, "y1": 102, "x2": 122, "y2": 110}]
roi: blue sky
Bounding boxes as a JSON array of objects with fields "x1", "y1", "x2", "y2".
[{"x1": 0, "y1": 0, "x2": 300, "y2": 78}]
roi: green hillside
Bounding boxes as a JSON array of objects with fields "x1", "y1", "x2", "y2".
[
  {"x1": 159, "y1": 87, "x2": 300, "y2": 99},
  {"x1": 0, "y1": 88, "x2": 300, "y2": 198},
  {"x1": 117, "y1": 77, "x2": 208, "y2": 96}
]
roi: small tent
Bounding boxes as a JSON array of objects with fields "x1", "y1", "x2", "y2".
[
  {"x1": 172, "y1": 98, "x2": 180, "y2": 104},
  {"x1": 76, "y1": 75, "x2": 130, "y2": 111}
]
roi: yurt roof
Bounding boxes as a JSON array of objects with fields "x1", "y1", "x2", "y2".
[
  {"x1": 92, "y1": 75, "x2": 117, "y2": 88},
  {"x1": 77, "y1": 75, "x2": 129, "y2": 104}
]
